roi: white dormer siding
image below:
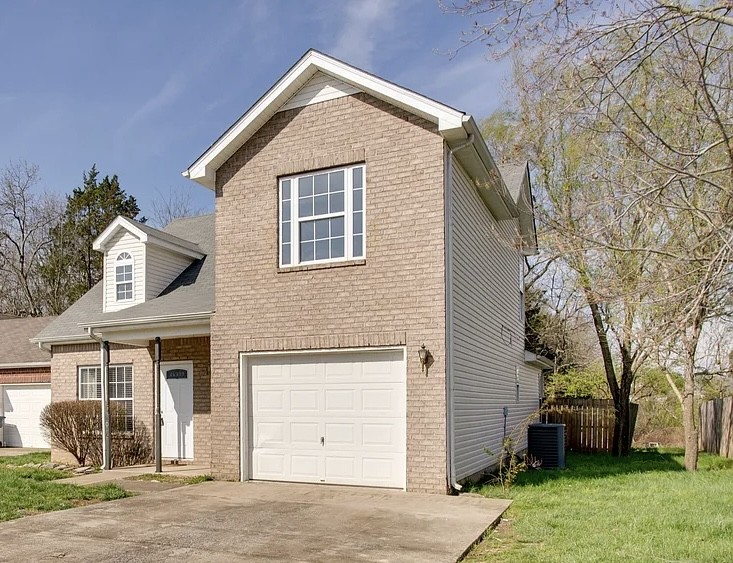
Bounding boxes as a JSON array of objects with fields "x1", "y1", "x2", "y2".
[
  {"x1": 95, "y1": 218, "x2": 204, "y2": 314},
  {"x1": 104, "y1": 230, "x2": 145, "y2": 313},
  {"x1": 145, "y1": 244, "x2": 195, "y2": 300}
]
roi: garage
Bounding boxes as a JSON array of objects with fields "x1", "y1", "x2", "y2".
[
  {"x1": 1, "y1": 384, "x2": 51, "y2": 448},
  {"x1": 244, "y1": 348, "x2": 406, "y2": 489}
]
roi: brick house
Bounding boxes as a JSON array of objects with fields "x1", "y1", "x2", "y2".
[
  {"x1": 33, "y1": 50, "x2": 549, "y2": 493},
  {"x1": 1, "y1": 316, "x2": 54, "y2": 448}
]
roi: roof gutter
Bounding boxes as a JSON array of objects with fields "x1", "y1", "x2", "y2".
[
  {"x1": 461, "y1": 116, "x2": 519, "y2": 218},
  {"x1": 445, "y1": 134, "x2": 475, "y2": 493},
  {"x1": 78, "y1": 311, "x2": 213, "y2": 330}
]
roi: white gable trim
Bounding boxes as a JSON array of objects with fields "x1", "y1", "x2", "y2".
[
  {"x1": 93, "y1": 217, "x2": 205, "y2": 260},
  {"x1": 183, "y1": 50, "x2": 467, "y2": 190},
  {"x1": 278, "y1": 71, "x2": 361, "y2": 112}
]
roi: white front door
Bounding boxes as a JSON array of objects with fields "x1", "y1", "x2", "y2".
[
  {"x1": 160, "y1": 361, "x2": 194, "y2": 460},
  {"x1": 246, "y1": 349, "x2": 406, "y2": 489}
]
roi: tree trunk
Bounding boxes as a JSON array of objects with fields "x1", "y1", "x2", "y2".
[{"x1": 682, "y1": 357, "x2": 699, "y2": 471}]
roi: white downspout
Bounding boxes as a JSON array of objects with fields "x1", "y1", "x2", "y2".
[{"x1": 444, "y1": 134, "x2": 474, "y2": 492}]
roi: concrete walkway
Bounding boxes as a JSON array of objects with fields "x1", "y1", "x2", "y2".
[
  {"x1": 55, "y1": 462, "x2": 211, "y2": 485},
  {"x1": 0, "y1": 481, "x2": 511, "y2": 562}
]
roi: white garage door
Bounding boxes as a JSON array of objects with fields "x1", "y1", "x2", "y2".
[
  {"x1": 2, "y1": 385, "x2": 51, "y2": 448},
  {"x1": 247, "y1": 349, "x2": 406, "y2": 489}
]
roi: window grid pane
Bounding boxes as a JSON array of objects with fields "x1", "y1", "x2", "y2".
[
  {"x1": 283, "y1": 165, "x2": 364, "y2": 265},
  {"x1": 78, "y1": 365, "x2": 133, "y2": 431},
  {"x1": 281, "y1": 179, "x2": 292, "y2": 266}
]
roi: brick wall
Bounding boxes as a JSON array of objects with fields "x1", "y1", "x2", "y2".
[
  {"x1": 50, "y1": 337, "x2": 211, "y2": 465},
  {"x1": 0, "y1": 366, "x2": 50, "y2": 384},
  {"x1": 212, "y1": 93, "x2": 448, "y2": 493}
]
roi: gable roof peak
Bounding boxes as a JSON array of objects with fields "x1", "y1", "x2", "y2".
[
  {"x1": 183, "y1": 49, "x2": 468, "y2": 190},
  {"x1": 93, "y1": 216, "x2": 204, "y2": 259}
]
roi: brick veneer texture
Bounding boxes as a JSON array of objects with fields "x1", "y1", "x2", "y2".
[
  {"x1": 50, "y1": 337, "x2": 211, "y2": 465},
  {"x1": 212, "y1": 92, "x2": 448, "y2": 493},
  {"x1": 0, "y1": 366, "x2": 50, "y2": 385}
]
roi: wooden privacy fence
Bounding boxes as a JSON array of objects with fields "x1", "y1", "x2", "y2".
[
  {"x1": 699, "y1": 397, "x2": 733, "y2": 458},
  {"x1": 541, "y1": 399, "x2": 638, "y2": 453}
]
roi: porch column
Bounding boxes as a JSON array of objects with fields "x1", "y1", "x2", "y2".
[
  {"x1": 100, "y1": 340, "x2": 111, "y2": 470},
  {"x1": 154, "y1": 337, "x2": 162, "y2": 473}
]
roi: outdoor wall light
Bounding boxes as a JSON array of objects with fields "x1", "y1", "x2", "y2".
[{"x1": 418, "y1": 344, "x2": 434, "y2": 375}]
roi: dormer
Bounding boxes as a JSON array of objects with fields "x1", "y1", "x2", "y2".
[{"x1": 93, "y1": 217, "x2": 205, "y2": 313}]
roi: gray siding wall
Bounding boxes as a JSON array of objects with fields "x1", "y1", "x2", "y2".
[
  {"x1": 449, "y1": 154, "x2": 541, "y2": 481},
  {"x1": 145, "y1": 245, "x2": 193, "y2": 300}
]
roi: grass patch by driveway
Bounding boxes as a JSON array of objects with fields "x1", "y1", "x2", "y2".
[
  {"x1": 126, "y1": 473, "x2": 213, "y2": 485},
  {"x1": 464, "y1": 449, "x2": 733, "y2": 563},
  {"x1": 0, "y1": 452, "x2": 128, "y2": 522}
]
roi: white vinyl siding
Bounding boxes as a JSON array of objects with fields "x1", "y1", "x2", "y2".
[
  {"x1": 278, "y1": 71, "x2": 361, "y2": 113},
  {"x1": 104, "y1": 230, "x2": 144, "y2": 312},
  {"x1": 449, "y1": 155, "x2": 541, "y2": 481},
  {"x1": 145, "y1": 244, "x2": 194, "y2": 299}
]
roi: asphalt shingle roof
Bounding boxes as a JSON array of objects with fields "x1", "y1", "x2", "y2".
[
  {"x1": 33, "y1": 214, "x2": 214, "y2": 344},
  {"x1": 0, "y1": 317, "x2": 54, "y2": 364}
]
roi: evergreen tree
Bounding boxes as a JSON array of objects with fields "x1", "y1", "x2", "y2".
[{"x1": 43, "y1": 166, "x2": 141, "y2": 313}]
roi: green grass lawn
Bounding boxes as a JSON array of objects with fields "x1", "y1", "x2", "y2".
[
  {"x1": 126, "y1": 473, "x2": 213, "y2": 485},
  {"x1": 464, "y1": 449, "x2": 733, "y2": 563},
  {"x1": 0, "y1": 452, "x2": 128, "y2": 522}
]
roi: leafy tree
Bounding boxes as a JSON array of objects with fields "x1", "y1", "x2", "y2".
[
  {"x1": 43, "y1": 166, "x2": 141, "y2": 313},
  {"x1": 452, "y1": 0, "x2": 733, "y2": 469}
]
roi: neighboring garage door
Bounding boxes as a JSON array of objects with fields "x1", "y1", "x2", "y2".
[
  {"x1": 247, "y1": 349, "x2": 406, "y2": 489},
  {"x1": 1, "y1": 385, "x2": 51, "y2": 448}
]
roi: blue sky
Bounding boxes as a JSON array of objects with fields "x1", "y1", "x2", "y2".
[{"x1": 0, "y1": 1, "x2": 509, "y2": 219}]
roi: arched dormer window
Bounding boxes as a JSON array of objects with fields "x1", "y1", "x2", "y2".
[{"x1": 115, "y1": 252, "x2": 134, "y2": 301}]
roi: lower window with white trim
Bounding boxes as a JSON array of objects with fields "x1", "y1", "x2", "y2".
[{"x1": 78, "y1": 365, "x2": 133, "y2": 432}]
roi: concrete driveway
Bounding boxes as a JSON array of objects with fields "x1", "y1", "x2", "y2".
[{"x1": 0, "y1": 481, "x2": 509, "y2": 562}]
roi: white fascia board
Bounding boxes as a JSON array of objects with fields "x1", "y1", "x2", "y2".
[
  {"x1": 78, "y1": 311, "x2": 213, "y2": 330},
  {"x1": 93, "y1": 216, "x2": 204, "y2": 259},
  {"x1": 93, "y1": 217, "x2": 146, "y2": 251},
  {"x1": 89, "y1": 317, "x2": 211, "y2": 345},
  {"x1": 184, "y1": 50, "x2": 466, "y2": 190},
  {"x1": 524, "y1": 351, "x2": 554, "y2": 369},
  {"x1": 460, "y1": 116, "x2": 518, "y2": 220}
]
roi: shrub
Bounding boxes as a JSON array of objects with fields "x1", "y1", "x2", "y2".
[
  {"x1": 88, "y1": 423, "x2": 153, "y2": 467},
  {"x1": 40, "y1": 400, "x2": 152, "y2": 467}
]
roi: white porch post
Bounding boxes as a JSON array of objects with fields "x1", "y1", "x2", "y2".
[
  {"x1": 154, "y1": 337, "x2": 162, "y2": 473},
  {"x1": 100, "y1": 340, "x2": 111, "y2": 470}
]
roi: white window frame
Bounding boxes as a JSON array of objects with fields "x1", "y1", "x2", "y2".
[
  {"x1": 78, "y1": 364, "x2": 134, "y2": 431},
  {"x1": 115, "y1": 252, "x2": 134, "y2": 302},
  {"x1": 279, "y1": 164, "x2": 366, "y2": 267}
]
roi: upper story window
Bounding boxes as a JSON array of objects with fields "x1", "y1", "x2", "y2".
[
  {"x1": 115, "y1": 252, "x2": 133, "y2": 301},
  {"x1": 280, "y1": 164, "x2": 365, "y2": 267}
]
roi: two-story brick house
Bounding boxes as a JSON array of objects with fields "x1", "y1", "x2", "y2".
[{"x1": 33, "y1": 50, "x2": 548, "y2": 494}]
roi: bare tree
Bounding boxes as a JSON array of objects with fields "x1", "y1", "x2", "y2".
[
  {"x1": 451, "y1": 0, "x2": 733, "y2": 468},
  {"x1": 150, "y1": 185, "x2": 205, "y2": 228},
  {"x1": 0, "y1": 161, "x2": 61, "y2": 316}
]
